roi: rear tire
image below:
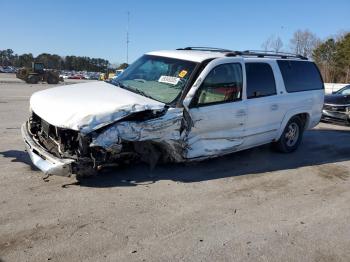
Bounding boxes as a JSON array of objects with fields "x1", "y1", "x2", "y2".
[
  {"x1": 47, "y1": 75, "x2": 59, "y2": 84},
  {"x1": 26, "y1": 75, "x2": 39, "y2": 84},
  {"x1": 274, "y1": 116, "x2": 303, "y2": 153}
]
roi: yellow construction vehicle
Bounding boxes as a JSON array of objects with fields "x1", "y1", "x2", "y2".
[
  {"x1": 99, "y1": 68, "x2": 119, "y2": 81},
  {"x1": 16, "y1": 62, "x2": 61, "y2": 84}
]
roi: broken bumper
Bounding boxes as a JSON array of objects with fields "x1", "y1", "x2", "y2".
[
  {"x1": 322, "y1": 109, "x2": 350, "y2": 125},
  {"x1": 21, "y1": 123, "x2": 75, "y2": 176}
]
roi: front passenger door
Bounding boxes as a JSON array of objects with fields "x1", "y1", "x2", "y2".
[{"x1": 184, "y1": 59, "x2": 247, "y2": 159}]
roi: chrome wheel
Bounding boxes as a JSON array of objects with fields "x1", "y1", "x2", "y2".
[{"x1": 285, "y1": 122, "x2": 299, "y2": 147}]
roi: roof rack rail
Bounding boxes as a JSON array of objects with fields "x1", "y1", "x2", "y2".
[
  {"x1": 226, "y1": 50, "x2": 308, "y2": 60},
  {"x1": 176, "y1": 47, "x2": 233, "y2": 52},
  {"x1": 175, "y1": 47, "x2": 308, "y2": 60}
]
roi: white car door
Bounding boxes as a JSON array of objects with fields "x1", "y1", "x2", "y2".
[
  {"x1": 182, "y1": 57, "x2": 247, "y2": 159},
  {"x1": 243, "y1": 61, "x2": 285, "y2": 147}
]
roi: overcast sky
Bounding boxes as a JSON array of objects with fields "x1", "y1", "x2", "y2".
[{"x1": 1, "y1": 0, "x2": 349, "y2": 64}]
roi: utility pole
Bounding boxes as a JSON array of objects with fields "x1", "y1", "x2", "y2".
[{"x1": 126, "y1": 11, "x2": 130, "y2": 64}]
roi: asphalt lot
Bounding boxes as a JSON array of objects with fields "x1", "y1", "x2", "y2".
[{"x1": 0, "y1": 73, "x2": 350, "y2": 262}]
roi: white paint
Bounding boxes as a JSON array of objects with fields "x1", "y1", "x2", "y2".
[
  {"x1": 30, "y1": 81, "x2": 165, "y2": 133},
  {"x1": 183, "y1": 57, "x2": 324, "y2": 159},
  {"x1": 183, "y1": 57, "x2": 247, "y2": 159},
  {"x1": 23, "y1": 50, "x2": 325, "y2": 175},
  {"x1": 147, "y1": 50, "x2": 227, "y2": 63}
]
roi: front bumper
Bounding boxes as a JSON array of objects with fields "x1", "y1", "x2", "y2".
[
  {"x1": 21, "y1": 123, "x2": 75, "y2": 176},
  {"x1": 321, "y1": 107, "x2": 350, "y2": 124}
]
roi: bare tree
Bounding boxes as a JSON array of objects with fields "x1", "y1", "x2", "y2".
[
  {"x1": 261, "y1": 36, "x2": 273, "y2": 51},
  {"x1": 271, "y1": 37, "x2": 283, "y2": 53},
  {"x1": 290, "y1": 29, "x2": 319, "y2": 58},
  {"x1": 261, "y1": 35, "x2": 284, "y2": 53}
]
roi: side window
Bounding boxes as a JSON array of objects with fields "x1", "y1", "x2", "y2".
[
  {"x1": 197, "y1": 63, "x2": 243, "y2": 106},
  {"x1": 246, "y1": 63, "x2": 276, "y2": 99},
  {"x1": 277, "y1": 60, "x2": 324, "y2": 92}
]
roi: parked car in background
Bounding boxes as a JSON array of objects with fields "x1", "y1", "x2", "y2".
[
  {"x1": 0, "y1": 66, "x2": 17, "y2": 73},
  {"x1": 69, "y1": 74, "x2": 85, "y2": 79},
  {"x1": 59, "y1": 74, "x2": 69, "y2": 79},
  {"x1": 59, "y1": 71, "x2": 100, "y2": 80},
  {"x1": 89, "y1": 73, "x2": 100, "y2": 80},
  {"x1": 85, "y1": 72, "x2": 100, "y2": 80},
  {"x1": 322, "y1": 84, "x2": 350, "y2": 125},
  {"x1": 324, "y1": 83, "x2": 349, "y2": 94},
  {"x1": 21, "y1": 48, "x2": 324, "y2": 178}
]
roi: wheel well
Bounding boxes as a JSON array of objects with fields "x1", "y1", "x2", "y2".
[
  {"x1": 294, "y1": 113, "x2": 309, "y2": 130},
  {"x1": 275, "y1": 112, "x2": 310, "y2": 142}
]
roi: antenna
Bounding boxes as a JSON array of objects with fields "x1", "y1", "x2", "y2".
[{"x1": 126, "y1": 11, "x2": 130, "y2": 64}]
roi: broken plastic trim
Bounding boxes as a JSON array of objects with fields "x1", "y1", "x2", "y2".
[{"x1": 21, "y1": 123, "x2": 75, "y2": 177}]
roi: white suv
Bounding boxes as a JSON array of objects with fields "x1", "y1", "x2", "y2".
[{"x1": 21, "y1": 47, "x2": 325, "y2": 177}]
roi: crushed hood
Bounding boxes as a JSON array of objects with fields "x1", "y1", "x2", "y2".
[{"x1": 30, "y1": 81, "x2": 165, "y2": 133}]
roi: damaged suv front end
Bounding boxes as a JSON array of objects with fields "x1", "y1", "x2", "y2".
[{"x1": 22, "y1": 54, "x2": 197, "y2": 177}]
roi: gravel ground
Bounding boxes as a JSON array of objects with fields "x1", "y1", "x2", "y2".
[{"x1": 0, "y1": 74, "x2": 350, "y2": 262}]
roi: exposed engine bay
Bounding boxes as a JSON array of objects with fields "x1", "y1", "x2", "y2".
[{"x1": 27, "y1": 108, "x2": 185, "y2": 177}]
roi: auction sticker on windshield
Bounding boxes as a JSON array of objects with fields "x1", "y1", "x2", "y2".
[
  {"x1": 158, "y1": 75, "x2": 180, "y2": 85},
  {"x1": 179, "y1": 70, "x2": 188, "y2": 78}
]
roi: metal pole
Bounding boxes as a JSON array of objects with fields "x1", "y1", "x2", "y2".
[{"x1": 126, "y1": 11, "x2": 130, "y2": 64}]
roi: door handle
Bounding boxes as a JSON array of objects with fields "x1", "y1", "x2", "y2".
[{"x1": 271, "y1": 104, "x2": 279, "y2": 111}]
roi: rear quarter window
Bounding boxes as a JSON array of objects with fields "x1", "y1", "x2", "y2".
[{"x1": 277, "y1": 60, "x2": 324, "y2": 92}]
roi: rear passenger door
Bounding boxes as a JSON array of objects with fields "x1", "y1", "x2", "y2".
[{"x1": 243, "y1": 62, "x2": 285, "y2": 147}]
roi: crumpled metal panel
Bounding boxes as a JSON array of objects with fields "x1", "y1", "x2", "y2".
[
  {"x1": 183, "y1": 136, "x2": 241, "y2": 159},
  {"x1": 182, "y1": 126, "x2": 245, "y2": 159},
  {"x1": 91, "y1": 106, "x2": 246, "y2": 161},
  {"x1": 90, "y1": 108, "x2": 184, "y2": 160},
  {"x1": 30, "y1": 81, "x2": 165, "y2": 134}
]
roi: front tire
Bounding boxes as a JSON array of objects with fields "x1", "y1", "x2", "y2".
[
  {"x1": 47, "y1": 75, "x2": 59, "y2": 84},
  {"x1": 274, "y1": 116, "x2": 303, "y2": 153},
  {"x1": 26, "y1": 75, "x2": 39, "y2": 84}
]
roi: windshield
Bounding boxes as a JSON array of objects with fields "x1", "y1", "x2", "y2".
[
  {"x1": 336, "y1": 85, "x2": 350, "y2": 95},
  {"x1": 111, "y1": 55, "x2": 197, "y2": 104}
]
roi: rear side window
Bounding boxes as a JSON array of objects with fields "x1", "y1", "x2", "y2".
[
  {"x1": 246, "y1": 63, "x2": 276, "y2": 99},
  {"x1": 277, "y1": 61, "x2": 324, "y2": 92}
]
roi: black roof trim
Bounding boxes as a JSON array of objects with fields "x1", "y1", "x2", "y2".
[
  {"x1": 176, "y1": 47, "x2": 308, "y2": 60},
  {"x1": 176, "y1": 47, "x2": 233, "y2": 53}
]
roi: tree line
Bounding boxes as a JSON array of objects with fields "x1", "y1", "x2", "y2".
[
  {"x1": 0, "y1": 49, "x2": 110, "y2": 72},
  {"x1": 2, "y1": 30, "x2": 349, "y2": 82},
  {"x1": 313, "y1": 33, "x2": 350, "y2": 83},
  {"x1": 262, "y1": 30, "x2": 350, "y2": 83}
]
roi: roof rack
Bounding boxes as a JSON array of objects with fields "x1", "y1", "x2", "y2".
[
  {"x1": 176, "y1": 47, "x2": 233, "y2": 53},
  {"x1": 176, "y1": 47, "x2": 308, "y2": 60},
  {"x1": 225, "y1": 50, "x2": 308, "y2": 60}
]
